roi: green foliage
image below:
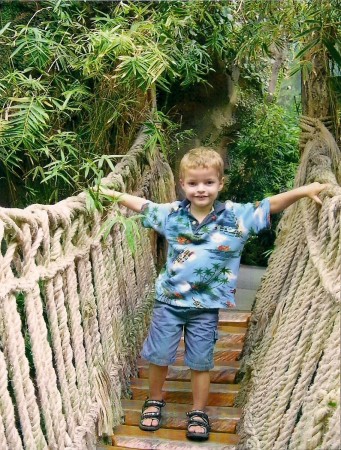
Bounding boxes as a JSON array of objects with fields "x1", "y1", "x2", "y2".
[
  {"x1": 86, "y1": 187, "x2": 142, "y2": 254},
  {"x1": 226, "y1": 101, "x2": 300, "y2": 202},
  {"x1": 222, "y1": 100, "x2": 300, "y2": 266},
  {"x1": 143, "y1": 110, "x2": 186, "y2": 157},
  {"x1": 233, "y1": 0, "x2": 340, "y2": 66},
  {"x1": 0, "y1": 0, "x2": 240, "y2": 207},
  {"x1": 101, "y1": 212, "x2": 142, "y2": 255},
  {"x1": 0, "y1": 0, "x2": 338, "y2": 208}
]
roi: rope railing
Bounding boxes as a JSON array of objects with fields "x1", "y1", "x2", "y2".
[
  {"x1": 0, "y1": 130, "x2": 176, "y2": 450},
  {"x1": 236, "y1": 118, "x2": 341, "y2": 450}
]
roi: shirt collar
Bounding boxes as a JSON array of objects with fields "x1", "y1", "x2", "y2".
[{"x1": 179, "y1": 199, "x2": 225, "y2": 214}]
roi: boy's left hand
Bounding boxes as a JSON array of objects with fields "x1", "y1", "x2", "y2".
[
  {"x1": 304, "y1": 182, "x2": 330, "y2": 205},
  {"x1": 269, "y1": 182, "x2": 331, "y2": 213}
]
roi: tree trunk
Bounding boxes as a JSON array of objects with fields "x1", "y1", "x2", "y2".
[
  {"x1": 267, "y1": 44, "x2": 286, "y2": 102},
  {"x1": 301, "y1": 44, "x2": 338, "y2": 138}
]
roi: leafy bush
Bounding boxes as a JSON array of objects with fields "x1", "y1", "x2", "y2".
[
  {"x1": 0, "y1": 1, "x2": 239, "y2": 207},
  {"x1": 222, "y1": 100, "x2": 300, "y2": 266}
]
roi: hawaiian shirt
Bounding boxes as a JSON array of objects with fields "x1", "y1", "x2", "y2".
[{"x1": 141, "y1": 198, "x2": 271, "y2": 309}]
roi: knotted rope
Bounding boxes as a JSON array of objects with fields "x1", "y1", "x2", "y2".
[
  {"x1": 236, "y1": 118, "x2": 341, "y2": 449},
  {"x1": 0, "y1": 129, "x2": 175, "y2": 450}
]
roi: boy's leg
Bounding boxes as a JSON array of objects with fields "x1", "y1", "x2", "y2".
[
  {"x1": 139, "y1": 301, "x2": 185, "y2": 429},
  {"x1": 191, "y1": 369, "x2": 210, "y2": 410},
  {"x1": 141, "y1": 363, "x2": 168, "y2": 427},
  {"x1": 184, "y1": 308, "x2": 219, "y2": 437},
  {"x1": 189, "y1": 369, "x2": 211, "y2": 433}
]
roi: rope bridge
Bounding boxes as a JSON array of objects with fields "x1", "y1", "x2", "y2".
[
  {"x1": 236, "y1": 118, "x2": 341, "y2": 450},
  {"x1": 0, "y1": 130, "x2": 175, "y2": 449},
  {"x1": 0, "y1": 119, "x2": 340, "y2": 449}
]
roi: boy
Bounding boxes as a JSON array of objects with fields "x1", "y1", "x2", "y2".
[{"x1": 97, "y1": 147, "x2": 327, "y2": 441}]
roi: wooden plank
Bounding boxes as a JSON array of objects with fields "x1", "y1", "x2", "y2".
[
  {"x1": 131, "y1": 378, "x2": 239, "y2": 393},
  {"x1": 113, "y1": 425, "x2": 240, "y2": 447},
  {"x1": 218, "y1": 311, "x2": 250, "y2": 327},
  {"x1": 103, "y1": 309, "x2": 252, "y2": 449},
  {"x1": 210, "y1": 349, "x2": 242, "y2": 364},
  {"x1": 138, "y1": 363, "x2": 239, "y2": 384},
  {"x1": 110, "y1": 437, "x2": 237, "y2": 449},
  {"x1": 218, "y1": 323, "x2": 247, "y2": 335},
  {"x1": 108, "y1": 438, "x2": 237, "y2": 449},
  {"x1": 216, "y1": 325, "x2": 248, "y2": 334},
  {"x1": 98, "y1": 447, "x2": 129, "y2": 450},
  {"x1": 121, "y1": 400, "x2": 240, "y2": 433},
  {"x1": 130, "y1": 379, "x2": 239, "y2": 407}
]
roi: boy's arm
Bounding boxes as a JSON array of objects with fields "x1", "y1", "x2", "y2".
[
  {"x1": 95, "y1": 186, "x2": 147, "y2": 213},
  {"x1": 269, "y1": 182, "x2": 329, "y2": 214}
]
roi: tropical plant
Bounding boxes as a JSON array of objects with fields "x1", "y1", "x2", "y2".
[
  {"x1": 0, "y1": 0, "x2": 339, "y2": 209},
  {"x1": 0, "y1": 0, "x2": 241, "y2": 206},
  {"x1": 225, "y1": 101, "x2": 300, "y2": 202},
  {"x1": 220, "y1": 98, "x2": 300, "y2": 266},
  {"x1": 231, "y1": 0, "x2": 340, "y2": 130}
]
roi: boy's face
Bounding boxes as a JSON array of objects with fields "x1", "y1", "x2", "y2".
[{"x1": 180, "y1": 166, "x2": 224, "y2": 211}]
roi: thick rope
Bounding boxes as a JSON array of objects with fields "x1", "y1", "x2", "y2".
[
  {"x1": 236, "y1": 118, "x2": 340, "y2": 449},
  {"x1": 0, "y1": 130, "x2": 175, "y2": 449}
]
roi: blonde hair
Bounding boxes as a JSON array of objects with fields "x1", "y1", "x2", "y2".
[{"x1": 179, "y1": 147, "x2": 224, "y2": 179}]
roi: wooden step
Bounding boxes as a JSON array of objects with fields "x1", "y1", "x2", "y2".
[
  {"x1": 112, "y1": 425, "x2": 239, "y2": 448},
  {"x1": 130, "y1": 379, "x2": 239, "y2": 406},
  {"x1": 216, "y1": 327, "x2": 246, "y2": 345},
  {"x1": 107, "y1": 310, "x2": 251, "y2": 449},
  {"x1": 121, "y1": 400, "x2": 241, "y2": 433},
  {"x1": 100, "y1": 445, "x2": 236, "y2": 450},
  {"x1": 218, "y1": 311, "x2": 250, "y2": 328},
  {"x1": 217, "y1": 324, "x2": 248, "y2": 335},
  {"x1": 98, "y1": 446, "x2": 131, "y2": 450},
  {"x1": 98, "y1": 446, "x2": 128, "y2": 450},
  {"x1": 138, "y1": 361, "x2": 240, "y2": 383}
]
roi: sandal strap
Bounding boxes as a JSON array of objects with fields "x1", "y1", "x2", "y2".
[
  {"x1": 188, "y1": 419, "x2": 208, "y2": 426},
  {"x1": 186, "y1": 410, "x2": 210, "y2": 424},
  {"x1": 143, "y1": 399, "x2": 166, "y2": 410},
  {"x1": 141, "y1": 411, "x2": 160, "y2": 418}
]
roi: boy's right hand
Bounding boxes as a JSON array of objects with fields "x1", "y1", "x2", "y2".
[
  {"x1": 96, "y1": 185, "x2": 115, "y2": 197},
  {"x1": 90, "y1": 187, "x2": 147, "y2": 213},
  {"x1": 91, "y1": 185, "x2": 118, "y2": 199}
]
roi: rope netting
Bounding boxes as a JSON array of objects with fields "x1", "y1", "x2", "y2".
[
  {"x1": 0, "y1": 130, "x2": 175, "y2": 450},
  {"x1": 236, "y1": 117, "x2": 341, "y2": 450}
]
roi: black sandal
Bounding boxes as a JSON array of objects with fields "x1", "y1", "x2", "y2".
[
  {"x1": 186, "y1": 410, "x2": 211, "y2": 441},
  {"x1": 139, "y1": 399, "x2": 166, "y2": 431}
]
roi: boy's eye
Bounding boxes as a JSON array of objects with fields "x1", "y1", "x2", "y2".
[
  {"x1": 206, "y1": 180, "x2": 214, "y2": 185},
  {"x1": 188, "y1": 182, "x2": 196, "y2": 186}
]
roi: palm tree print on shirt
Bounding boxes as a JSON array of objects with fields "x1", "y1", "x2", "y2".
[{"x1": 190, "y1": 264, "x2": 231, "y2": 296}]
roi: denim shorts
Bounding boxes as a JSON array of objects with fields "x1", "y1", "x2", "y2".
[{"x1": 141, "y1": 301, "x2": 219, "y2": 371}]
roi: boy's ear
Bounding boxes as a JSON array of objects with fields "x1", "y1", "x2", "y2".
[
  {"x1": 219, "y1": 177, "x2": 225, "y2": 190},
  {"x1": 180, "y1": 179, "x2": 184, "y2": 188}
]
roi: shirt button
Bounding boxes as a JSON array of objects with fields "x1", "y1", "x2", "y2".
[{"x1": 192, "y1": 221, "x2": 196, "y2": 225}]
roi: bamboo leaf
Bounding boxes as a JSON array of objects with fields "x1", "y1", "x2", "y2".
[
  {"x1": 323, "y1": 39, "x2": 341, "y2": 67},
  {"x1": 295, "y1": 26, "x2": 320, "y2": 38},
  {"x1": 295, "y1": 38, "x2": 320, "y2": 60},
  {"x1": 0, "y1": 22, "x2": 11, "y2": 36}
]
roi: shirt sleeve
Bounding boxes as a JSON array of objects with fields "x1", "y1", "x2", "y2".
[
  {"x1": 140, "y1": 201, "x2": 173, "y2": 236},
  {"x1": 233, "y1": 198, "x2": 271, "y2": 235}
]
